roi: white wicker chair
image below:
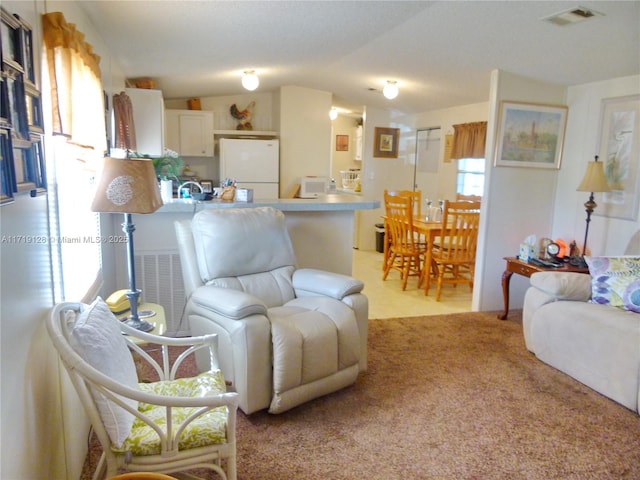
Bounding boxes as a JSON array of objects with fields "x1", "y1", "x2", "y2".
[{"x1": 47, "y1": 301, "x2": 239, "y2": 480}]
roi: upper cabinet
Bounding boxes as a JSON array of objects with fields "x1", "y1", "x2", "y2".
[
  {"x1": 165, "y1": 109, "x2": 214, "y2": 157},
  {"x1": 126, "y1": 88, "x2": 164, "y2": 156}
]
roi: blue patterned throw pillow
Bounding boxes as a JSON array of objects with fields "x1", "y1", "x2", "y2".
[{"x1": 585, "y1": 256, "x2": 640, "y2": 313}]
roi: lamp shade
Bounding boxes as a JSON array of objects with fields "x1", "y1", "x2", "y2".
[
  {"x1": 91, "y1": 157, "x2": 162, "y2": 213},
  {"x1": 576, "y1": 159, "x2": 611, "y2": 193}
]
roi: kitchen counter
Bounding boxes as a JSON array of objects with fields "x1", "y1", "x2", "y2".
[
  {"x1": 157, "y1": 193, "x2": 378, "y2": 213},
  {"x1": 113, "y1": 194, "x2": 379, "y2": 332}
]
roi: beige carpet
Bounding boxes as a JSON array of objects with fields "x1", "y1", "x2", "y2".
[{"x1": 82, "y1": 311, "x2": 640, "y2": 479}]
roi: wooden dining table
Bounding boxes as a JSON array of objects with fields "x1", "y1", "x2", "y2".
[{"x1": 381, "y1": 217, "x2": 450, "y2": 288}]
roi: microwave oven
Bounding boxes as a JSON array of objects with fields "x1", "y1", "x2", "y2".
[{"x1": 299, "y1": 177, "x2": 327, "y2": 198}]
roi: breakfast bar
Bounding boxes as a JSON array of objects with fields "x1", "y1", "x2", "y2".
[{"x1": 117, "y1": 193, "x2": 380, "y2": 277}]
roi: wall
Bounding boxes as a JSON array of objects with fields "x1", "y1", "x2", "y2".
[
  {"x1": 554, "y1": 75, "x2": 640, "y2": 255},
  {"x1": 474, "y1": 70, "x2": 567, "y2": 312},
  {"x1": 165, "y1": 91, "x2": 275, "y2": 132},
  {"x1": 411, "y1": 102, "x2": 489, "y2": 205},
  {"x1": 473, "y1": 71, "x2": 640, "y2": 313},
  {"x1": 0, "y1": 2, "x2": 124, "y2": 478},
  {"x1": 356, "y1": 103, "x2": 488, "y2": 252},
  {"x1": 278, "y1": 86, "x2": 333, "y2": 196}
]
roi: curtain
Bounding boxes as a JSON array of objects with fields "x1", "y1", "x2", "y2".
[
  {"x1": 41, "y1": 12, "x2": 104, "y2": 302},
  {"x1": 113, "y1": 91, "x2": 137, "y2": 152},
  {"x1": 451, "y1": 122, "x2": 487, "y2": 159},
  {"x1": 42, "y1": 11, "x2": 107, "y2": 154}
]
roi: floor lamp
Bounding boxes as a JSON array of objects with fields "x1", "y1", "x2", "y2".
[
  {"x1": 575, "y1": 155, "x2": 611, "y2": 266},
  {"x1": 91, "y1": 157, "x2": 162, "y2": 331}
]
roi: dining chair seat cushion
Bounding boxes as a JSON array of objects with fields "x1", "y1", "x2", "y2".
[
  {"x1": 70, "y1": 297, "x2": 139, "y2": 447},
  {"x1": 114, "y1": 370, "x2": 228, "y2": 456}
]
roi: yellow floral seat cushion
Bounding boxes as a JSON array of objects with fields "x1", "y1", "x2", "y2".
[{"x1": 112, "y1": 370, "x2": 228, "y2": 456}]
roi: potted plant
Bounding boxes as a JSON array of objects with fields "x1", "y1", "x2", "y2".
[{"x1": 132, "y1": 149, "x2": 184, "y2": 202}]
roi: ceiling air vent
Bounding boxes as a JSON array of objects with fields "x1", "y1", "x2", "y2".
[{"x1": 543, "y1": 6, "x2": 603, "y2": 26}]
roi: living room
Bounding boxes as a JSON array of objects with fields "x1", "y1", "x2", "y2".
[{"x1": 1, "y1": 1, "x2": 639, "y2": 479}]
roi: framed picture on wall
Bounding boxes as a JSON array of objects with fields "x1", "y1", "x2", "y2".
[
  {"x1": 336, "y1": 134, "x2": 349, "y2": 151},
  {"x1": 374, "y1": 127, "x2": 399, "y2": 158},
  {"x1": 594, "y1": 94, "x2": 640, "y2": 220},
  {"x1": 494, "y1": 101, "x2": 567, "y2": 169}
]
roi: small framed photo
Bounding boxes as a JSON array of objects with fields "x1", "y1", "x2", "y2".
[
  {"x1": 494, "y1": 101, "x2": 567, "y2": 169},
  {"x1": 200, "y1": 179, "x2": 214, "y2": 194},
  {"x1": 336, "y1": 134, "x2": 349, "y2": 151},
  {"x1": 374, "y1": 127, "x2": 399, "y2": 158}
]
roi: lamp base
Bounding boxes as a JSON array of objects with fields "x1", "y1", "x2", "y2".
[
  {"x1": 123, "y1": 316, "x2": 154, "y2": 332},
  {"x1": 569, "y1": 255, "x2": 588, "y2": 268}
]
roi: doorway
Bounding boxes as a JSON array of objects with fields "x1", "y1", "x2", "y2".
[{"x1": 414, "y1": 127, "x2": 441, "y2": 206}]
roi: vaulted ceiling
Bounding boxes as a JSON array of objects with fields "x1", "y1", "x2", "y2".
[{"x1": 78, "y1": 1, "x2": 639, "y2": 115}]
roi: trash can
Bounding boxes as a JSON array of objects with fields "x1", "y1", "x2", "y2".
[{"x1": 375, "y1": 223, "x2": 385, "y2": 253}]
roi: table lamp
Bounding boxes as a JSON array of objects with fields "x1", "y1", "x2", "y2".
[
  {"x1": 575, "y1": 155, "x2": 611, "y2": 266},
  {"x1": 91, "y1": 157, "x2": 162, "y2": 331}
]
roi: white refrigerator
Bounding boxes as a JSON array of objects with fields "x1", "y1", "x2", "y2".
[{"x1": 219, "y1": 138, "x2": 279, "y2": 199}]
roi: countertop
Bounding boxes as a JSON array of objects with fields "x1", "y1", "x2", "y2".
[{"x1": 157, "y1": 193, "x2": 380, "y2": 213}]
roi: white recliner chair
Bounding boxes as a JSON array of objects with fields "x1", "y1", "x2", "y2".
[{"x1": 175, "y1": 207, "x2": 368, "y2": 414}]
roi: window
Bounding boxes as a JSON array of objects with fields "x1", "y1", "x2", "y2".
[
  {"x1": 456, "y1": 158, "x2": 485, "y2": 196},
  {"x1": 46, "y1": 138, "x2": 102, "y2": 302},
  {"x1": 41, "y1": 11, "x2": 107, "y2": 302}
]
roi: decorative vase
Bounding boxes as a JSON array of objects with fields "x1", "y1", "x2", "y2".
[{"x1": 160, "y1": 179, "x2": 173, "y2": 203}]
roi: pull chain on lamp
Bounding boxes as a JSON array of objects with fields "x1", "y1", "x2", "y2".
[
  {"x1": 575, "y1": 155, "x2": 611, "y2": 266},
  {"x1": 91, "y1": 157, "x2": 162, "y2": 331}
]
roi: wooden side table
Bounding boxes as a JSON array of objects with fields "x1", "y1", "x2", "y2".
[
  {"x1": 118, "y1": 303, "x2": 166, "y2": 343},
  {"x1": 498, "y1": 257, "x2": 589, "y2": 320}
]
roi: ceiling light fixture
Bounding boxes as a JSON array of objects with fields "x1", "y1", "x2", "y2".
[
  {"x1": 329, "y1": 107, "x2": 338, "y2": 120},
  {"x1": 242, "y1": 70, "x2": 259, "y2": 91},
  {"x1": 383, "y1": 80, "x2": 399, "y2": 100}
]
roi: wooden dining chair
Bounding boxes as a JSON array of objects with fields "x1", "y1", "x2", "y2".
[
  {"x1": 456, "y1": 193, "x2": 482, "y2": 203},
  {"x1": 383, "y1": 190, "x2": 427, "y2": 290},
  {"x1": 424, "y1": 200, "x2": 481, "y2": 300},
  {"x1": 389, "y1": 189, "x2": 422, "y2": 218}
]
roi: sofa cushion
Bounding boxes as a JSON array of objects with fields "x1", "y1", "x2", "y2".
[
  {"x1": 585, "y1": 256, "x2": 640, "y2": 313},
  {"x1": 529, "y1": 271, "x2": 591, "y2": 301}
]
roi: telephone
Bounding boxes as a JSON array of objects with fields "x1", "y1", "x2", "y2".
[{"x1": 105, "y1": 289, "x2": 138, "y2": 315}]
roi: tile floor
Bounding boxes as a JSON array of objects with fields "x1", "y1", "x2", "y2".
[{"x1": 352, "y1": 248, "x2": 473, "y2": 319}]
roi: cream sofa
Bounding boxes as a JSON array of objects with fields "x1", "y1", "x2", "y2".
[{"x1": 523, "y1": 270, "x2": 640, "y2": 414}]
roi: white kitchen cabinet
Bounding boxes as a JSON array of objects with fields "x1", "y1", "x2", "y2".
[
  {"x1": 165, "y1": 109, "x2": 214, "y2": 157},
  {"x1": 125, "y1": 88, "x2": 164, "y2": 156}
]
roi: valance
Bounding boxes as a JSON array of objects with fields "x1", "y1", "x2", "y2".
[
  {"x1": 451, "y1": 122, "x2": 487, "y2": 159},
  {"x1": 42, "y1": 11, "x2": 106, "y2": 153}
]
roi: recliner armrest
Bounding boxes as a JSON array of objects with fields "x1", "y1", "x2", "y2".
[
  {"x1": 190, "y1": 285, "x2": 268, "y2": 319},
  {"x1": 292, "y1": 268, "x2": 364, "y2": 300},
  {"x1": 529, "y1": 271, "x2": 592, "y2": 302}
]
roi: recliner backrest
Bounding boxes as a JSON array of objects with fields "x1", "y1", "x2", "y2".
[{"x1": 179, "y1": 207, "x2": 299, "y2": 306}]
